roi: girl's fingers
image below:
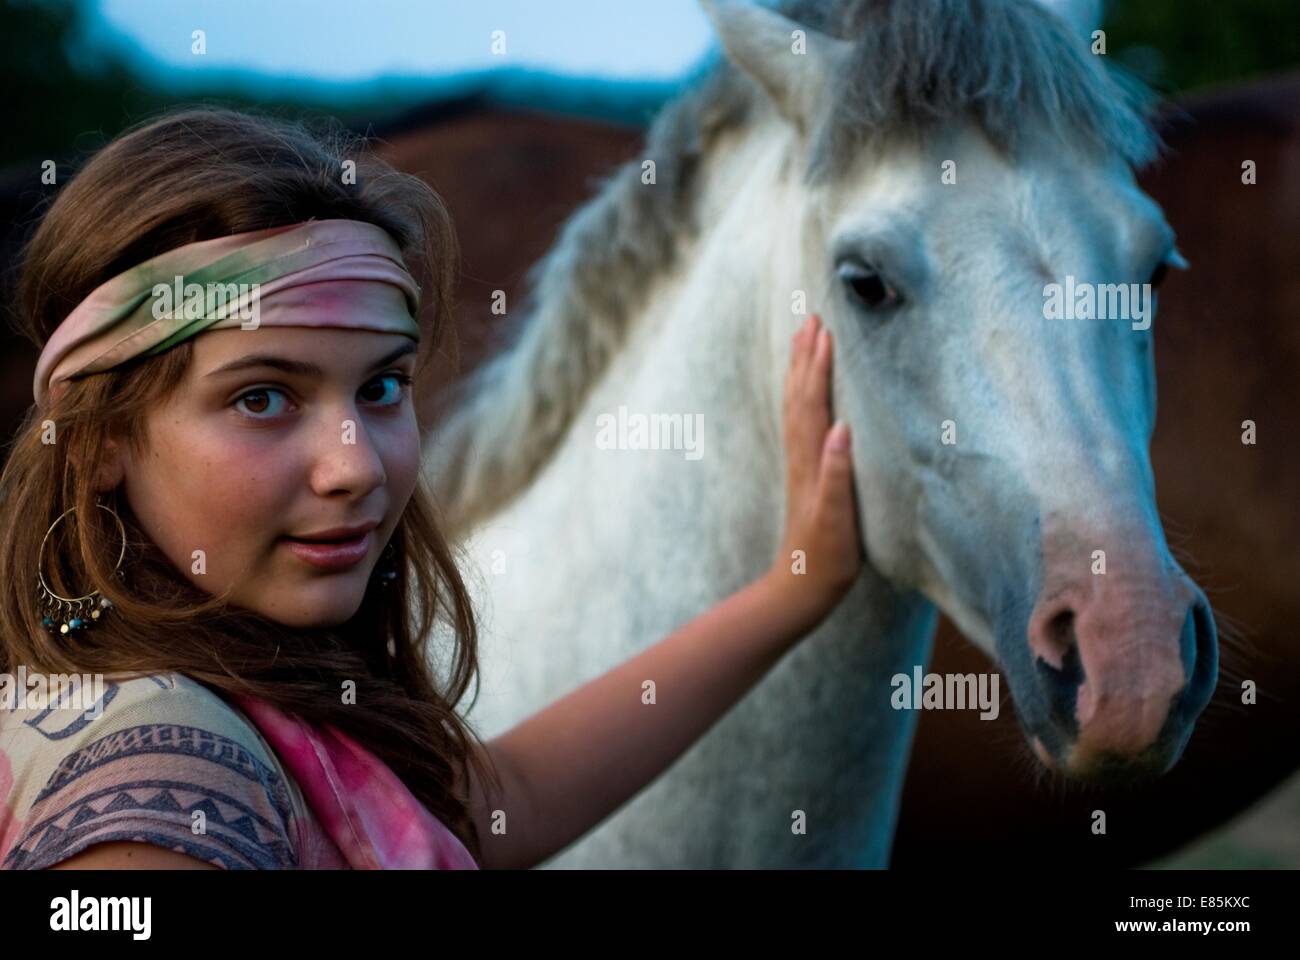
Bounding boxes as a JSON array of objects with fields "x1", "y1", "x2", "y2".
[
  {"x1": 785, "y1": 315, "x2": 818, "y2": 488},
  {"x1": 810, "y1": 326, "x2": 852, "y2": 524},
  {"x1": 817, "y1": 420, "x2": 861, "y2": 567},
  {"x1": 785, "y1": 315, "x2": 836, "y2": 490},
  {"x1": 789, "y1": 313, "x2": 816, "y2": 380},
  {"x1": 809, "y1": 325, "x2": 832, "y2": 423},
  {"x1": 788, "y1": 315, "x2": 826, "y2": 394},
  {"x1": 818, "y1": 421, "x2": 853, "y2": 498}
]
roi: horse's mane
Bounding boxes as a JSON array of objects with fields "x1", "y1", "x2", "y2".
[{"x1": 427, "y1": 0, "x2": 1158, "y2": 534}]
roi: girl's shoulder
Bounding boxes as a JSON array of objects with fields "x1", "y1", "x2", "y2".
[{"x1": 0, "y1": 670, "x2": 324, "y2": 870}]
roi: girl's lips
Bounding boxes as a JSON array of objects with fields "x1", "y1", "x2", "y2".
[{"x1": 280, "y1": 530, "x2": 373, "y2": 571}]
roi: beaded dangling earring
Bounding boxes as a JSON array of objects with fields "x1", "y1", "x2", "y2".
[
  {"x1": 377, "y1": 540, "x2": 399, "y2": 589},
  {"x1": 36, "y1": 498, "x2": 127, "y2": 636}
]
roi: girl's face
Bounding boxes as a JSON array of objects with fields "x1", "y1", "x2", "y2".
[{"x1": 106, "y1": 326, "x2": 422, "y2": 628}]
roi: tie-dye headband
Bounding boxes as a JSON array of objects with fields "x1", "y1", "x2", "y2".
[{"x1": 33, "y1": 219, "x2": 422, "y2": 406}]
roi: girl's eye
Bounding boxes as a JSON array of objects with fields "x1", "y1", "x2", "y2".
[
  {"x1": 359, "y1": 373, "x2": 413, "y2": 406},
  {"x1": 234, "y1": 387, "x2": 289, "y2": 418},
  {"x1": 232, "y1": 373, "x2": 413, "y2": 419}
]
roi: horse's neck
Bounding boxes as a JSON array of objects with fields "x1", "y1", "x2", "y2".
[{"x1": 560, "y1": 123, "x2": 802, "y2": 587}]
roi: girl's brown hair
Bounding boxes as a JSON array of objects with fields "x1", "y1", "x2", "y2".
[{"x1": 0, "y1": 107, "x2": 499, "y2": 863}]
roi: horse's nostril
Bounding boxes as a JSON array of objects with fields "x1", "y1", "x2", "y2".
[
  {"x1": 1181, "y1": 597, "x2": 1219, "y2": 717},
  {"x1": 1030, "y1": 607, "x2": 1077, "y2": 668},
  {"x1": 1034, "y1": 626, "x2": 1085, "y2": 736},
  {"x1": 1047, "y1": 609, "x2": 1076, "y2": 656}
]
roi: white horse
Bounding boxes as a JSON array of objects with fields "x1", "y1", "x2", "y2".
[{"x1": 424, "y1": 0, "x2": 1219, "y2": 867}]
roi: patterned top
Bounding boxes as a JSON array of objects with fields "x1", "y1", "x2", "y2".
[{"x1": 0, "y1": 672, "x2": 348, "y2": 870}]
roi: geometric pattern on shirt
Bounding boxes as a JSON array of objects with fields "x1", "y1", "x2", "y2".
[{"x1": 3, "y1": 723, "x2": 299, "y2": 870}]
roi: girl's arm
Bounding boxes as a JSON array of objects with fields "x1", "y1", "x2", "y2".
[{"x1": 465, "y1": 314, "x2": 863, "y2": 869}]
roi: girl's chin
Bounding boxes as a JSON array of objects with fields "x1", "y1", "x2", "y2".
[
  {"x1": 259, "y1": 607, "x2": 362, "y2": 630},
  {"x1": 248, "y1": 582, "x2": 370, "y2": 628}
]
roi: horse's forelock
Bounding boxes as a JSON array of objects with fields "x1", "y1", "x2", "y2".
[{"x1": 793, "y1": 0, "x2": 1160, "y2": 180}]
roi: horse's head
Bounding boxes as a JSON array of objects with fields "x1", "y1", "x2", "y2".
[{"x1": 703, "y1": 0, "x2": 1217, "y2": 779}]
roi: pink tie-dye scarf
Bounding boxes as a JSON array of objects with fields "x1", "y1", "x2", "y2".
[
  {"x1": 33, "y1": 218, "x2": 422, "y2": 407},
  {"x1": 232, "y1": 695, "x2": 479, "y2": 870}
]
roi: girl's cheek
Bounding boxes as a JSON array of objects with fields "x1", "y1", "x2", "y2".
[
  {"x1": 185, "y1": 432, "x2": 298, "y2": 520},
  {"x1": 385, "y1": 422, "x2": 423, "y2": 499}
]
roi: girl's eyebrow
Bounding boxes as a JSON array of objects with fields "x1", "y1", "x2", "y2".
[{"x1": 204, "y1": 341, "x2": 418, "y2": 379}]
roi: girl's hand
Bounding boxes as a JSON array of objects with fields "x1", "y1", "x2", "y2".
[{"x1": 765, "y1": 313, "x2": 864, "y2": 630}]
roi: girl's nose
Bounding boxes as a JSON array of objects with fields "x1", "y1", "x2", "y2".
[{"x1": 307, "y1": 412, "x2": 388, "y2": 497}]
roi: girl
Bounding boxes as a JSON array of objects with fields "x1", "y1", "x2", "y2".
[{"x1": 0, "y1": 108, "x2": 862, "y2": 870}]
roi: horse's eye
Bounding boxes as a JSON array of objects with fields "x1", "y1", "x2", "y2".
[
  {"x1": 1148, "y1": 261, "x2": 1169, "y2": 290},
  {"x1": 838, "y1": 263, "x2": 903, "y2": 310}
]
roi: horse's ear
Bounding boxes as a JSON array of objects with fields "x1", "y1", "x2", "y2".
[
  {"x1": 1035, "y1": 0, "x2": 1102, "y2": 38},
  {"x1": 700, "y1": 0, "x2": 851, "y2": 133}
]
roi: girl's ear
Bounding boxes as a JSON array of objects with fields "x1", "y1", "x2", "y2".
[{"x1": 91, "y1": 435, "x2": 127, "y2": 493}]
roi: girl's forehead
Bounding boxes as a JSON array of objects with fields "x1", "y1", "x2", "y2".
[
  {"x1": 190, "y1": 327, "x2": 418, "y2": 381},
  {"x1": 201, "y1": 325, "x2": 364, "y2": 349},
  {"x1": 195, "y1": 326, "x2": 412, "y2": 360}
]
